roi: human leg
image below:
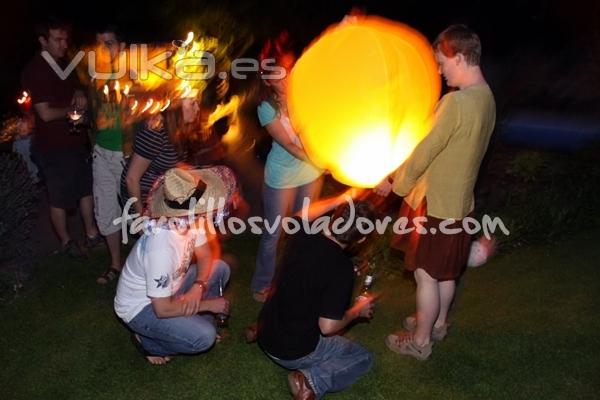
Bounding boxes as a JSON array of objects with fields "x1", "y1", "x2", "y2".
[
  {"x1": 127, "y1": 304, "x2": 218, "y2": 357},
  {"x1": 413, "y1": 268, "x2": 439, "y2": 346},
  {"x1": 272, "y1": 336, "x2": 373, "y2": 399},
  {"x1": 79, "y1": 195, "x2": 98, "y2": 239},
  {"x1": 386, "y1": 268, "x2": 438, "y2": 360},
  {"x1": 93, "y1": 147, "x2": 125, "y2": 282},
  {"x1": 50, "y1": 206, "x2": 71, "y2": 246},
  {"x1": 436, "y1": 279, "x2": 455, "y2": 328},
  {"x1": 292, "y1": 175, "x2": 324, "y2": 213},
  {"x1": 251, "y1": 184, "x2": 296, "y2": 294}
]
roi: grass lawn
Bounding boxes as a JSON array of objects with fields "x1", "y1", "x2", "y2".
[{"x1": 1, "y1": 229, "x2": 599, "y2": 400}]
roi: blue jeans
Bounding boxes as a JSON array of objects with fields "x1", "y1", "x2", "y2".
[
  {"x1": 127, "y1": 260, "x2": 230, "y2": 357},
  {"x1": 267, "y1": 335, "x2": 373, "y2": 399},
  {"x1": 251, "y1": 176, "x2": 323, "y2": 292}
]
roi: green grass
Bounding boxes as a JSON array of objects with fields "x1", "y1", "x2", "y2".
[{"x1": 1, "y1": 229, "x2": 599, "y2": 400}]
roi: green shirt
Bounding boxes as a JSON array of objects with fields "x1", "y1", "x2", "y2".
[
  {"x1": 96, "y1": 114, "x2": 123, "y2": 151},
  {"x1": 393, "y1": 85, "x2": 496, "y2": 219}
]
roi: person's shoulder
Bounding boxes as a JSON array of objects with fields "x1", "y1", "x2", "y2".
[
  {"x1": 138, "y1": 122, "x2": 166, "y2": 140},
  {"x1": 257, "y1": 101, "x2": 277, "y2": 126},
  {"x1": 142, "y1": 227, "x2": 178, "y2": 250},
  {"x1": 21, "y1": 53, "x2": 46, "y2": 82}
]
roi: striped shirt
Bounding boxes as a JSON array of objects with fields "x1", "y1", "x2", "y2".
[{"x1": 120, "y1": 126, "x2": 184, "y2": 209}]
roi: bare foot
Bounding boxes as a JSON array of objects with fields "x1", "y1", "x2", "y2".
[
  {"x1": 146, "y1": 355, "x2": 171, "y2": 365},
  {"x1": 132, "y1": 333, "x2": 171, "y2": 365}
]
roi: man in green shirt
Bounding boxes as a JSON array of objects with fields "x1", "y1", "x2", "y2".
[
  {"x1": 91, "y1": 25, "x2": 133, "y2": 284},
  {"x1": 375, "y1": 24, "x2": 496, "y2": 360}
]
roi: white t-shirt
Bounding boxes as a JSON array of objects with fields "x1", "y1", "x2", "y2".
[{"x1": 114, "y1": 225, "x2": 207, "y2": 323}]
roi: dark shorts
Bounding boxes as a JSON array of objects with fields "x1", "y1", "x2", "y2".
[
  {"x1": 391, "y1": 199, "x2": 472, "y2": 281},
  {"x1": 36, "y1": 147, "x2": 93, "y2": 209}
]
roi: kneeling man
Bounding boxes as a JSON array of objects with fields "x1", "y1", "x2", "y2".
[
  {"x1": 257, "y1": 192, "x2": 377, "y2": 399},
  {"x1": 114, "y1": 166, "x2": 235, "y2": 364}
]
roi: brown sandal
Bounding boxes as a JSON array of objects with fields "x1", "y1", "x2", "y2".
[{"x1": 96, "y1": 267, "x2": 120, "y2": 284}]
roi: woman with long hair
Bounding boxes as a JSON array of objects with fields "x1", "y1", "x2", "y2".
[
  {"x1": 251, "y1": 33, "x2": 324, "y2": 302},
  {"x1": 120, "y1": 96, "x2": 197, "y2": 218}
]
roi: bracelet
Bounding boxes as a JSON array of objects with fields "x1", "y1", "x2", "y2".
[{"x1": 193, "y1": 280, "x2": 207, "y2": 290}]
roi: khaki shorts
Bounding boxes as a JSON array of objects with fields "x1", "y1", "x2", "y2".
[{"x1": 92, "y1": 144, "x2": 124, "y2": 236}]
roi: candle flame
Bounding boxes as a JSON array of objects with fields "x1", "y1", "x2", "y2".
[
  {"x1": 160, "y1": 99, "x2": 171, "y2": 112},
  {"x1": 141, "y1": 98, "x2": 154, "y2": 113},
  {"x1": 131, "y1": 100, "x2": 138, "y2": 111},
  {"x1": 149, "y1": 101, "x2": 162, "y2": 114},
  {"x1": 180, "y1": 85, "x2": 192, "y2": 99},
  {"x1": 114, "y1": 81, "x2": 120, "y2": 91},
  {"x1": 183, "y1": 31, "x2": 194, "y2": 47},
  {"x1": 17, "y1": 91, "x2": 30, "y2": 104},
  {"x1": 123, "y1": 84, "x2": 130, "y2": 96},
  {"x1": 103, "y1": 85, "x2": 109, "y2": 96}
]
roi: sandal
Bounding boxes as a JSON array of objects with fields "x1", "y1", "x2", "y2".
[
  {"x1": 252, "y1": 288, "x2": 270, "y2": 303},
  {"x1": 61, "y1": 240, "x2": 86, "y2": 260},
  {"x1": 385, "y1": 330, "x2": 433, "y2": 361},
  {"x1": 96, "y1": 267, "x2": 120, "y2": 284},
  {"x1": 402, "y1": 315, "x2": 449, "y2": 341},
  {"x1": 244, "y1": 324, "x2": 258, "y2": 344}
]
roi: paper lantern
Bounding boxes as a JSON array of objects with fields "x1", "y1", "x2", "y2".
[{"x1": 288, "y1": 17, "x2": 441, "y2": 187}]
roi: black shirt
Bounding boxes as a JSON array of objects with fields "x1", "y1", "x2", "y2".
[
  {"x1": 21, "y1": 52, "x2": 88, "y2": 153},
  {"x1": 257, "y1": 220, "x2": 355, "y2": 360}
]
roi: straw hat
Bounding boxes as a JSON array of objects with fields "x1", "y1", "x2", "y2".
[{"x1": 148, "y1": 166, "x2": 236, "y2": 218}]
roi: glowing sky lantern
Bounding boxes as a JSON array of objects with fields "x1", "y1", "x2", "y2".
[{"x1": 288, "y1": 16, "x2": 441, "y2": 187}]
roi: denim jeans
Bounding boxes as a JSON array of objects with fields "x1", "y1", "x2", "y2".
[
  {"x1": 267, "y1": 335, "x2": 373, "y2": 399},
  {"x1": 251, "y1": 176, "x2": 323, "y2": 292},
  {"x1": 127, "y1": 260, "x2": 230, "y2": 357}
]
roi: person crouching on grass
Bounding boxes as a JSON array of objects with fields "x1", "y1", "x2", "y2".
[
  {"x1": 114, "y1": 166, "x2": 236, "y2": 365},
  {"x1": 257, "y1": 190, "x2": 377, "y2": 399}
]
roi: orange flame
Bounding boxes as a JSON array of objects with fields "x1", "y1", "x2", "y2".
[{"x1": 141, "y1": 98, "x2": 154, "y2": 113}]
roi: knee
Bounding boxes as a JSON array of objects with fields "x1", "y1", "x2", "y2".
[
  {"x1": 360, "y1": 350, "x2": 374, "y2": 373},
  {"x1": 214, "y1": 260, "x2": 231, "y2": 284},
  {"x1": 189, "y1": 324, "x2": 217, "y2": 353},
  {"x1": 414, "y1": 268, "x2": 437, "y2": 285}
]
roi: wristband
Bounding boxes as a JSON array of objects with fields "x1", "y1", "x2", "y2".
[{"x1": 193, "y1": 280, "x2": 207, "y2": 290}]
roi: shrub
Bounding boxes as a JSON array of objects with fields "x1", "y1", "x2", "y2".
[
  {"x1": 0, "y1": 152, "x2": 39, "y2": 302},
  {"x1": 477, "y1": 142, "x2": 600, "y2": 247}
]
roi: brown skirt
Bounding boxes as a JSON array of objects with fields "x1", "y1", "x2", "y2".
[{"x1": 391, "y1": 199, "x2": 472, "y2": 281}]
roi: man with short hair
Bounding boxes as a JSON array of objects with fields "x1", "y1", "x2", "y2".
[
  {"x1": 21, "y1": 17, "x2": 99, "y2": 257},
  {"x1": 90, "y1": 25, "x2": 135, "y2": 283},
  {"x1": 257, "y1": 192, "x2": 376, "y2": 399},
  {"x1": 375, "y1": 24, "x2": 496, "y2": 360}
]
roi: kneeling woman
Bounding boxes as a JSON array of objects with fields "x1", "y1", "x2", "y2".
[{"x1": 114, "y1": 166, "x2": 236, "y2": 364}]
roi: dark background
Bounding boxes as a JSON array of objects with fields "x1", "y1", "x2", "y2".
[{"x1": 2, "y1": 0, "x2": 599, "y2": 116}]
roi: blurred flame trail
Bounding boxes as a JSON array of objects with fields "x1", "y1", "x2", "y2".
[{"x1": 160, "y1": 99, "x2": 171, "y2": 112}]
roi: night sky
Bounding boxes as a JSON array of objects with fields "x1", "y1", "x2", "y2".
[{"x1": 2, "y1": 0, "x2": 598, "y2": 115}]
